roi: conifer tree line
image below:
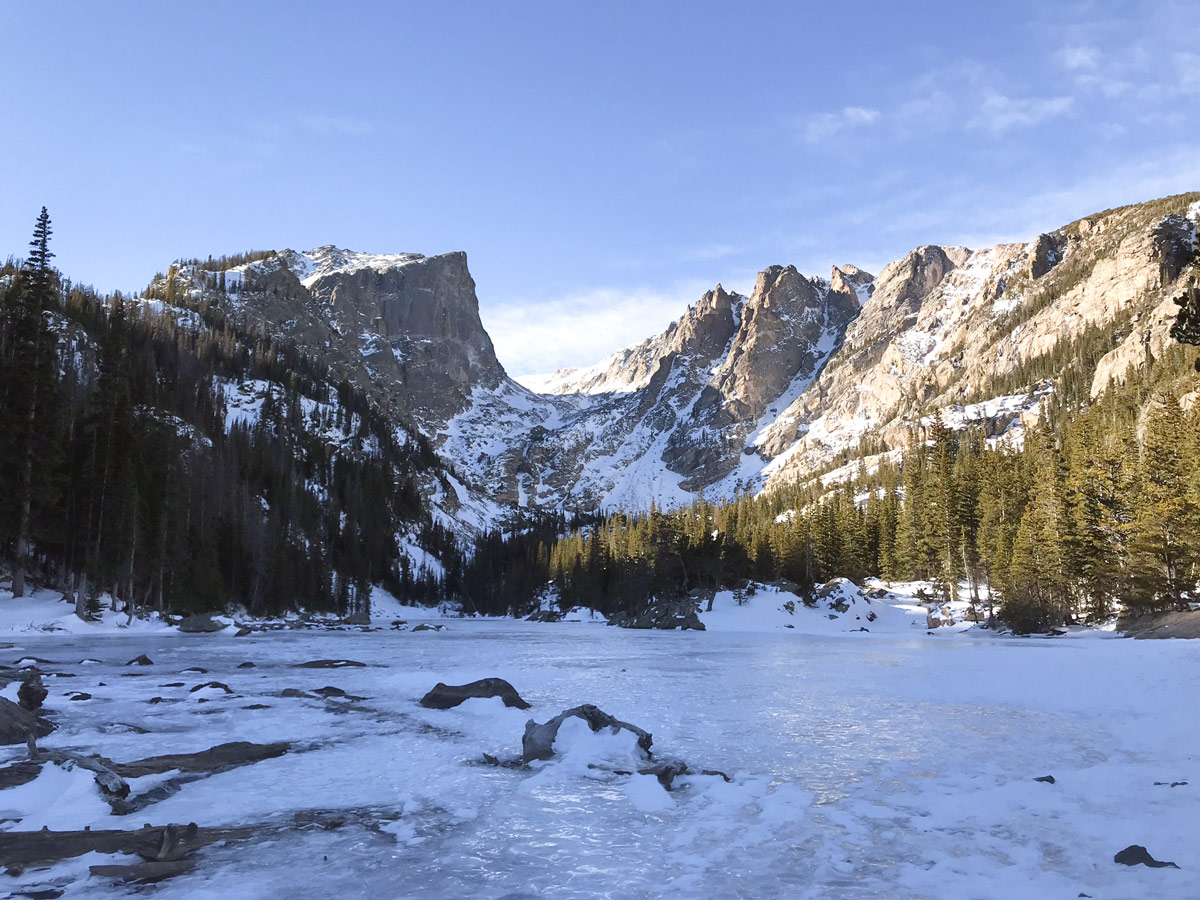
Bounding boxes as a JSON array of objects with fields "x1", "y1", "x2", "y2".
[{"x1": 0, "y1": 211, "x2": 449, "y2": 617}]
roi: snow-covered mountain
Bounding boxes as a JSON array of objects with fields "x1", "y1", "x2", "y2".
[{"x1": 148, "y1": 192, "x2": 1200, "y2": 528}]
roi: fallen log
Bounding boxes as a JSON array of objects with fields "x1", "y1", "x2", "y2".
[
  {"x1": 0, "y1": 822, "x2": 254, "y2": 868},
  {"x1": 112, "y1": 741, "x2": 290, "y2": 778}
]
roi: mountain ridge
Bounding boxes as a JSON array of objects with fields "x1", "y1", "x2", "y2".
[{"x1": 145, "y1": 191, "x2": 1200, "y2": 530}]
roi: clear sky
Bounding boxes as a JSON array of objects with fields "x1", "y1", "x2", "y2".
[{"x1": 2, "y1": 1, "x2": 1198, "y2": 376}]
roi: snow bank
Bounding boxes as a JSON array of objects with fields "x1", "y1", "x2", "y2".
[
  {"x1": 699, "y1": 579, "x2": 926, "y2": 635},
  {"x1": 0, "y1": 587, "x2": 176, "y2": 636}
]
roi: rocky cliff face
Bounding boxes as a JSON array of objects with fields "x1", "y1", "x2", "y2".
[
  {"x1": 188, "y1": 248, "x2": 510, "y2": 429},
  {"x1": 757, "y1": 193, "x2": 1199, "y2": 490},
  {"x1": 151, "y1": 192, "x2": 1200, "y2": 528}
]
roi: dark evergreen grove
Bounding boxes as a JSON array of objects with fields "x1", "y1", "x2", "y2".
[{"x1": 0, "y1": 211, "x2": 455, "y2": 617}]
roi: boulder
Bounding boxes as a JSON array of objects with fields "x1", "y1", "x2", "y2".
[
  {"x1": 522, "y1": 704, "x2": 653, "y2": 763},
  {"x1": 609, "y1": 598, "x2": 705, "y2": 631},
  {"x1": 179, "y1": 614, "x2": 225, "y2": 634},
  {"x1": 237, "y1": 662, "x2": 256, "y2": 669},
  {"x1": 420, "y1": 678, "x2": 530, "y2": 710},
  {"x1": 343, "y1": 610, "x2": 370, "y2": 626},
  {"x1": 294, "y1": 659, "x2": 367, "y2": 669},
  {"x1": 1113, "y1": 845, "x2": 1179, "y2": 868},
  {"x1": 127, "y1": 655, "x2": 154, "y2": 666},
  {"x1": 18, "y1": 673, "x2": 47, "y2": 711},
  {"x1": 412, "y1": 623, "x2": 446, "y2": 632},
  {"x1": 0, "y1": 697, "x2": 55, "y2": 744},
  {"x1": 1120, "y1": 610, "x2": 1200, "y2": 639}
]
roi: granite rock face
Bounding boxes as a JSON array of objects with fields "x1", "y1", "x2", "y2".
[{"x1": 153, "y1": 192, "x2": 1200, "y2": 524}]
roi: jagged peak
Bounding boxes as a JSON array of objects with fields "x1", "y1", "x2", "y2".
[{"x1": 834, "y1": 263, "x2": 873, "y2": 281}]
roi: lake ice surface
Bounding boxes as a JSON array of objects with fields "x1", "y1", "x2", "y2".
[{"x1": 1, "y1": 622, "x2": 1197, "y2": 899}]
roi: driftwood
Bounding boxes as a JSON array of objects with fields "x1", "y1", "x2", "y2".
[
  {"x1": 112, "y1": 740, "x2": 290, "y2": 778},
  {"x1": 28, "y1": 738, "x2": 130, "y2": 800},
  {"x1": 90, "y1": 858, "x2": 196, "y2": 883},
  {"x1": 602, "y1": 759, "x2": 733, "y2": 789},
  {"x1": 2, "y1": 807, "x2": 398, "y2": 874},
  {"x1": 522, "y1": 704, "x2": 653, "y2": 763},
  {"x1": 513, "y1": 704, "x2": 731, "y2": 789},
  {"x1": 0, "y1": 821, "x2": 253, "y2": 869},
  {"x1": 7, "y1": 739, "x2": 291, "y2": 818}
]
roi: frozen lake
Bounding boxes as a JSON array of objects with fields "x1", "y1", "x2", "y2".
[{"x1": 2, "y1": 622, "x2": 1197, "y2": 899}]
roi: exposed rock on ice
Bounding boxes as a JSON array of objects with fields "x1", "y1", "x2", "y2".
[{"x1": 420, "y1": 678, "x2": 530, "y2": 711}]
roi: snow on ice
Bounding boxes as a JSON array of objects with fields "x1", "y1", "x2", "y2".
[{"x1": 0, "y1": 587, "x2": 1195, "y2": 899}]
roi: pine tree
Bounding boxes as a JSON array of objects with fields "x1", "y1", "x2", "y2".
[
  {"x1": 1128, "y1": 395, "x2": 1198, "y2": 610},
  {"x1": 6, "y1": 209, "x2": 58, "y2": 596}
]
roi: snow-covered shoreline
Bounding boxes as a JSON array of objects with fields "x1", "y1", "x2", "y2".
[{"x1": 0, "y1": 579, "x2": 1144, "y2": 641}]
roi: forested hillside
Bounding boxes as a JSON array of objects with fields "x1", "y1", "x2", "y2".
[
  {"x1": 0, "y1": 211, "x2": 456, "y2": 618},
  {"x1": 465, "y1": 279, "x2": 1200, "y2": 632}
]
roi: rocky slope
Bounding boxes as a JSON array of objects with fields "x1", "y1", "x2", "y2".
[
  {"x1": 147, "y1": 192, "x2": 1200, "y2": 528},
  {"x1": 757, "y1": 193, "x2": 1199, "y2": 489}
]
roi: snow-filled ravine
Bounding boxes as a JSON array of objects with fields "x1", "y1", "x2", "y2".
[{"x1": 1, "y1": 623, "x2": 1197, "y2": 900}]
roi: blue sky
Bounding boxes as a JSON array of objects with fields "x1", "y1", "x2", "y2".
[{"x1": 2, "y1": 1, "x2": 1198, "y2": 376}]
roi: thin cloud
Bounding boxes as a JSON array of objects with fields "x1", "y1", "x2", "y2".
[
  {"x1": 482, "y1": 281, "x2": 712, "y2": 376},
  {"x1": 968, "y1": 92, "x2": 1073, "y2": 134},
  {"x1": 681, "y1": 243, "x2": 743, "y2": 262},
  {"x1": 1176, "y1": 52, "x2": 1200, "y2": 95},
  {"x1": 1057, "y1": 45, "x2": 1100, "y2": 70},
  {"x1": 801, "y1": 106, "x2": 880, "y2": 144}
]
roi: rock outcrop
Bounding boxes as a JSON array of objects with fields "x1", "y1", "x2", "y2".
[
  {"x1": 419, "y1": 678, "x2": 530, "y2": 710},
  {"x1": 0, "y1": 697, "x2": 55, "y2": 745}
]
